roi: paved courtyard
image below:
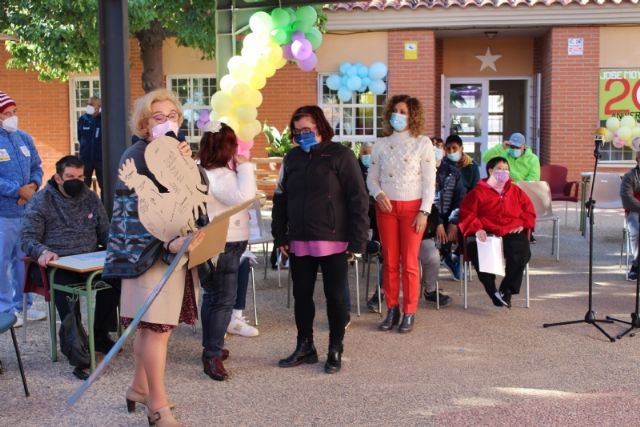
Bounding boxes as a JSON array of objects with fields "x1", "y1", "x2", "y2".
[{"x1": 1, "y1": 203, "x2": 639, "y2": 426}]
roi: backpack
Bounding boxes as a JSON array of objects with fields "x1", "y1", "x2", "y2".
[{"x1": 58, "y1": 297, "x2": 90, "y2": 369}]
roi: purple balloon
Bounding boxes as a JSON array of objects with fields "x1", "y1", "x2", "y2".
[
  {"x1": 291, "y1": 31, "x2": 305, "y2": 42},
  {"x1": 291, "y1": 38, "x2": 312, "y2": 61},
  {"x1": 283, "y1": 43, "x2": 294, "y2": 60},
  {"x1": 297, "y1": 52, "x2": 317, "y2": 72}
]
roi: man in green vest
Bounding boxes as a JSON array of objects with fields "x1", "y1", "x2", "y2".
[{"x1": 482, "y1": 132, "x2": 540, "y2": 183}]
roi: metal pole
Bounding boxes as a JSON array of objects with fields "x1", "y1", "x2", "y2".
[{"x1": 98, "y1": 0, "x2": 130, "y2": 216}]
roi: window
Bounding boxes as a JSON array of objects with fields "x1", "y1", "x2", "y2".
[
  {"x1": 598, "y1": 117, "x2": 636, "y2": 163},
  {"x1": 69, "y1": 78, "x2": 101, "y2": 154},
  {"x1": 318, "y1": 74, "x2": 387, "y2": 150},
  {"x1": 167, "y1": 75, "x2": 216, "y2": 150},
  {"x1": 487, "y1": 94, "x2": 504, "y2": 149}
]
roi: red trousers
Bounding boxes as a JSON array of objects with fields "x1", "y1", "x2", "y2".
[{"x1": 376, "y1": 199, "x2": 422, "y2": 314}]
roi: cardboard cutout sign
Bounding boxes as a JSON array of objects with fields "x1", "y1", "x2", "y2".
[{"x1": 118, "y1": 135, "x2": 213, "y2": 242}]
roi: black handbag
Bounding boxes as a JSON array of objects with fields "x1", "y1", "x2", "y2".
[{"x1": 58, "y1": 297, "x2": 90, "y2": 369}]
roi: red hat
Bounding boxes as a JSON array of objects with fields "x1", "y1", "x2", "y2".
[{"x1": 0, "y1": 91, "x2": 16, "y2": 113}]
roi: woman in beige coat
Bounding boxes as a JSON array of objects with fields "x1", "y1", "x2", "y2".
[{"x1": 103, "y1": 89, "x2": 203, "y2": 427}]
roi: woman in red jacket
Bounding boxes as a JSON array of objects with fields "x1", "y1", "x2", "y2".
[{"x1": 459, "y1": 156, "x2": 536, "y2": 308}]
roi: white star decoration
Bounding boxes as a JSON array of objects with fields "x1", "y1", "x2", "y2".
[{"x1": 475, "y1": 47, "x2": 502, "y2": 71}]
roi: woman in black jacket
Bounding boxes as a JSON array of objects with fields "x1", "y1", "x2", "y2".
[{"x1": 272, "y1": 105, "x2": 369, "y2": 374}]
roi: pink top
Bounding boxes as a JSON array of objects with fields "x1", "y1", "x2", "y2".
[{"x1": 289, "y1": 240, "x2": 348, "y2": 257}]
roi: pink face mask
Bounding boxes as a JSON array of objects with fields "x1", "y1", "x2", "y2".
[
  {"x1": 493, "y1": 170, "x2": 510, "y2": 183},
  {"x1": 150, "y1": 120, "x2": 179, "y2": 140}
]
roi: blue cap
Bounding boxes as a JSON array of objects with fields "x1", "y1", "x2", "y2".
[{"x1": 508, "y1": 132, "x2": 526, "y2": 147}]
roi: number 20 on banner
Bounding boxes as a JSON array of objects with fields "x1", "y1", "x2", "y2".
[{"x1": 599, "y1": 70, "x2": 640, "y2": 120}]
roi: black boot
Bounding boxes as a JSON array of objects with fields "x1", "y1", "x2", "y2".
[
  {"x1": 324, "y1": 344, "x2": 343, "y2": 374},
  {"x1": 398, "y1": 313, "x2": 415, "y2": 333},
  {"x1": 366, "y1": 289, "x2": 384, "y2": 313},
  {"x1": 378, "y1": 306, "x2": 400, "y2": 331},
  {"x1": 278, "y1": 337, "x2": 318, "y2": 368}
]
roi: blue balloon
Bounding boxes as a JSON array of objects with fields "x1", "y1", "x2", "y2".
[
  {"x1": 361, "y1": 77, "x2": 371, "y2": 87},
  {"x1": 347, "y1": 76, "x2": 362, "y2": 91},
  {"x1": 326, "y1": 74, "x2": 342, "y2": 91},
  {"x1": 357, "y1": 64, "x2": 369, "y2": 78},
  {"x1": 339, "y1": 62, "x2": 352, "y2": 75},
  {"x1": 341, "y1": 75, "x2": 349, "y2": 86},
  {"x1": 369, "y1": 79, "x2": 386, "y2": 95},
  {"x1": 369, "y1": 62, "x2": 388, "y2": 80},
  {"x1": 357, "y1": 83, "x2": 368, "y2": 92},
  {"x1": 347, "y1": 65, "x2": 358, "y2": 77},
  {"x1": 338, "y1": 87, "x2": 352, "y2": 103}
]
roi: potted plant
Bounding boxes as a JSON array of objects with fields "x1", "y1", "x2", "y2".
[{"x1": 263, "y1": 122, "x2": 293, "y2": 157}]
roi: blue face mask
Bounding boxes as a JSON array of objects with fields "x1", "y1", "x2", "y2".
[
  {"x1": 389, "y1": 112, "x2": 408, "y2": 132},
  {"x1": 294, "y1": 131, "x2": 318, "y2": 153},
  {"x1": 361, "y1": 154, "x2": 371, "y2": 168},
  {"x1": 434, "y1": 148, "x2": 443, "y2": 162},
  {"x1": 447, "y1": 151, "x2": 461, "y2": 162},
  {"x1": 508, "y1": 148, "x2": 522, "y2": 158}
]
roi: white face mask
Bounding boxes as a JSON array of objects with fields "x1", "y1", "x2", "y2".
[
  {"x1": 85, "y1": 105, "x2": 96, "y2": 115},
  {"x1": 2, "y1": 116, "x2": 18, "y2": 133},
  {"x1": 150, "y1": 120, "x2": 179, "y2": 140}
]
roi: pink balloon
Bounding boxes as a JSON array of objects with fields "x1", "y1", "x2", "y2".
[
  {"x1": 291, "y1": 38, "x2": 312, "y2": 61},
  {"x1": 297, "y1": 52, "x2": 317, "y2": 72},
  {"x1": 291, "y1": 31, "x2": 305, "y2": 42},
  {"x1": 237, "y1": 138, "x2": 254, "y2": 157},
  {"x1": 283, "y1": 43, "x2": 294, "y2": 60}
]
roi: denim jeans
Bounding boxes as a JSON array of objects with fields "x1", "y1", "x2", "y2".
[
  {"x1": 234, "y1": 257, "x2": 250, "y2": 310},
  {"x1": 0, "y1": 216, "x2": 30, "y2": 313},
  {"x1": 201, "y1": 241, "x2": 247, "y2": 358},
  {"x1": 628, "y1": 212, "x2": 639, "y2": 268}
]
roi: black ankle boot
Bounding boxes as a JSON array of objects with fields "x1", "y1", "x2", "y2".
[
  {"x1": 398, "y1": 313, "x2": 415, "y2": 333},
  {"x1": 378, "y1": 306, "x2": 400, "y2": 331},
  {"x1": 278, "y1": 337, "x2": 318, "y2": 368},
  {"x1": 366, "y1": 290, "x2": 384, "y2": 313},
  {"x1": 324, "y1": 344, "x2": 343, "y2": 374}
]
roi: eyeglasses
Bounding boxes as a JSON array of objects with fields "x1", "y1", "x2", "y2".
[
  {"x1": 292, "y1": 127, "x2": 315, "y2": 136},
  {"x1": 151, "y1": 111, "x2": 179, "y2": 123}
]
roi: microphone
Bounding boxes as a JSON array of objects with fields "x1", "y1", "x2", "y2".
[{"x1": 594, "y1": 127, "x2": 607, "y2": 158}]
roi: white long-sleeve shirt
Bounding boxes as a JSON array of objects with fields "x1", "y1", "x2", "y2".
[
  {"x1": 205, "y1": 162, "x2": 257, "y2": 242},
  {"x1": 366, "y1": 131, "x2": 436, "y2": 212}
]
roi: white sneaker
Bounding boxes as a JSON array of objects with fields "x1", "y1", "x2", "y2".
[
  {"x1": 227, "y1": 316, "x2": 259, "y2": 337},
  {"x1": 13, "y1": 315, "x2": 23, "y2": 328},
  {"x1": 19, "y1": 309, "x2": 46, "y2": 321}
]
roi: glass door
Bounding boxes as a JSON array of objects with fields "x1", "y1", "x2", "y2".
[{"x1": 443, "y1": 79, "x2": 489, "y2": 165}]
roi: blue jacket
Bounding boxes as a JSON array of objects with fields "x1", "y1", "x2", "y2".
[
  {"x1": 0, "y1": 128, "x2": 43, "y2": 218},
  {"x1": 78, "y1": 113, "x2": 102, "y2": 162}
]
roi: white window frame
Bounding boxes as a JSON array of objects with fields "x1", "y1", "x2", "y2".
[
  {"x1": 166, "y1": 74, "x2": 216, "y2": 146},
  {"x1": 317, "y1": 73, "x2": 386, "y2": 150},
  {"x1": 69, "y1": 77, "x2": 101, "y2": 155}
]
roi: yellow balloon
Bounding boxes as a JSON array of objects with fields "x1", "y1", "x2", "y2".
[
  {"x1": 267, "y1": 43, "x2": 283, "y2": 64},
  {"x1": 237, "y1": 125, "x2": 256, "y2": 142},
  {"x1": 275, "y1": 56, "x2": 288, "y2": 69},
  {"x1": 220, "y1": 75, "x2": 237, "y2": 93},
  {"x1": 604, "y1": 128, "x2": 613, "y2": 142},
  {"x1": 219, "y1": 115, "x2": 239, "y2": 133},
  {"x1": 210, "y1": 91, "x2": 233, "y2": 116},
  {"x1": 618, "y1": 126, "x2": 633, "y2": 142},
  {"x1": 209, "y1": 109, "x2": 221, "y2": 122},
  {"x1": 246, "y1": 88, "x2": 263, "y2": 108},
  {"x1": 249, "y1": 119, "x2": 262, "y2": 136},
  {"x1": 262, "y1": 61, "x2": 276, "y2": 78},
  {"x1": 248, "y1": 73, "x2": 267, "y2": 90},
  {"x1": 235, "y1": 105, "x2": 258, "y2": 123},
  {"x1": 621, "y1": 115, "x2": 637, "y2": 129},
  {"x1": 230, "y1": 64, "x2": 252, "y2": 83},
  {"x1": 231, "y1": 83, "x2": 252, "y2": 104},
  {"x1": 632, "y1": 127, "x2": 640, "y2": 138}
]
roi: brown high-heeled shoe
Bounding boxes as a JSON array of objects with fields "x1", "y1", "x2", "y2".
[
  {"x1": 126, "y1": 387, "x2": 175, "y2": 413},
  {"x1": 147, "y1": 406, "x2": 181, "y2": 427}
]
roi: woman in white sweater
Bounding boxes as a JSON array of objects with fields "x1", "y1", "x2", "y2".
[
  {"x1": 196, "y1": 121, "x2": 256, "y2": 381},
  {"x1": 367, "y1": 95, "x2": 436, "y2": 333}
]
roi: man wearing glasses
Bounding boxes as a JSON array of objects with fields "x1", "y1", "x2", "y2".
[{"x1": 482, "y1": 132, "x2": 540, "y2": 183}]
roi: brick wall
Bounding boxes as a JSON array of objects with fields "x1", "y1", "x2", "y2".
[
  {"x1": 0, "y1": 48, "x2": 70, "y2": 181},
  {"x1": 538, "y1": 27, "x2": 622, "y2": 181},
  {"x1": 435, "y1": 38, "x2": 444, "y2": 139},
  {"x1": 387, "y1": 30, "x2": 437, "y2": 136}
]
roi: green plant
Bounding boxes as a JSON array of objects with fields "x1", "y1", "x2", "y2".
[{"x1": 263, "y1": 122, "x2": 293, "y2": 157}]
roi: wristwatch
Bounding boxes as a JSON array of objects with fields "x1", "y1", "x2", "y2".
[{"x1": 419, "y1": 210, "x2": 429, "y2": 216}]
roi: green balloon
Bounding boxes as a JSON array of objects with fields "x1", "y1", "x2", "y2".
[
  {"x1": 271, "y1": 28, "x2": 288, "y2": 46},
  {"x1": 305, "y1": 28, "x2": 323, "y2": 50},
  {"x1": 271, "y1": 8, "x2": 290, "y2": 28},
  {"x1": 296, "y1": 6, "x2": 317, "y2": 24},
  {"x1": 285, "y1": 8, "x2": 297, "y2": 24},
  {"x1": 294, "y1": 20, "x2": 312, "y2": 34}
]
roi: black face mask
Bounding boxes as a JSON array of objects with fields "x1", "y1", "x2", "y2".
[{"x1": 62, "y1": 179, "x2": 85, "y2": 197}]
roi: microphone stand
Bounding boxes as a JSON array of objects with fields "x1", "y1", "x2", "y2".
[
  {"x1": 606, "y1": 210, "x2": 640, "y2": 339},
  {"x1": 543, "y1": 135, "x2": 615, "y2": 342}
]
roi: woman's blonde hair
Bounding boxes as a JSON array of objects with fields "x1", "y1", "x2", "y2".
[
  {"x1": 130, "y1": 88, "x2": 184, "y2": 139},
  {"x1": 382, "y1": 94, "x2": 425, "y2": 138}
]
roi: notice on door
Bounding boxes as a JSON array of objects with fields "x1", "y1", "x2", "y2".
[{"x1": 404, "y1": 41, "x2": 418, "y2": 60}]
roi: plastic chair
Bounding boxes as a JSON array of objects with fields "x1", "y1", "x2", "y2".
[
  {"x1": 586, "y1": 173, "x2": 626, "y2": 255},
  {"x1": 517, "y1": 181, "x2": 560, "y2": 261},
  {"x1": 21, "y1": 257, "x2": 53, "y2": 343},
  {"x1": 247, "y1": 199, "x2": 276, "y2": 281},
  {"x1": 540, "y1": 164, "x2": 579, "y2": 225},
  {"x1": 0, "y1": 312, "x2": 30, "y2": 397},
  {"x1": 460, "y1": 234, "x2": 530, "y2": 310}
]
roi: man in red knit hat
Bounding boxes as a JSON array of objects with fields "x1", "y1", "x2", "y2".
[{"x1": 0, "y1": 91, "x2": 45, "y2": 325}]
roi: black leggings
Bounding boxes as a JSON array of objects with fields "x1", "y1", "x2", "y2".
[{"x1": 466, "y1": 231, "x2": 530, "y2": 299}]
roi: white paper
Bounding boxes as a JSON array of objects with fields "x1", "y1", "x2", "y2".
[{"x1": 477, "y1": 236, "x2": 505, "y2": 276}]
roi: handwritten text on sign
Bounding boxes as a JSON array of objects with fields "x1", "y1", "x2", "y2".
[{"x1": 599, "y1": 69, "x2": 640, "y2": 120}]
